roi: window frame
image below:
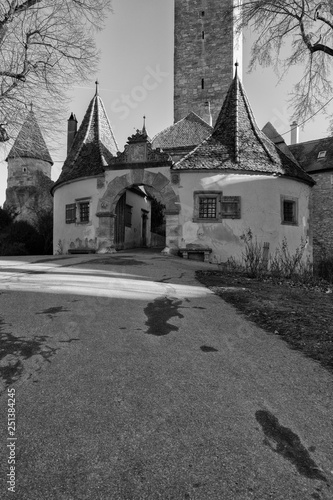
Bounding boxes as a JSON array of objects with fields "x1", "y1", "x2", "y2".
[
  {"x1": 281, "y1": 196, "x2": 298, "y2": 226},
  {"x1": 75, "y1": 198, "x2": 91, "y2": 224},
  {"x1": 193, "y1": 191, "x2": 222, "y2": 222}
]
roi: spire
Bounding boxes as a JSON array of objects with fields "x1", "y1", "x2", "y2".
[
  {"x1": 6, "y1": 109, "x2": 53, "y2": 164},
  {"x1": 212, "y1": 70, "x2": 277, "y2": 165},
  {"x1": 142, "y1": 115, "x2": 147, "y2": 136},
  {"x1": 55, "y1": 91, "x2": 118, "y2": 187},
  {"x1": 173, "y1": 74, "x2": 315, "y2": 185}
]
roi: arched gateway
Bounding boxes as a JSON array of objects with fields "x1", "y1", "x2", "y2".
[{"x1": 96, "y1": 168, "x2": 180, "y2": 253}]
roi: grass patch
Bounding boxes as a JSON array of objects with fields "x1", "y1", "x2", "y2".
[{"x1": 196, "y1": 270, "x2": 333, "y2": 374}]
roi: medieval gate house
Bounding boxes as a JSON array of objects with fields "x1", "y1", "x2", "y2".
[{"x1": 7, "y1": 0, "x2": 332, "y2": 265}]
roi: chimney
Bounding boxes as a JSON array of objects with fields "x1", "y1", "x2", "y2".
[
  {"x1": 67, "y1": 112, "x2": 78, "y2": 154},
  {"x1": 204, "y1": 101, "x2": 213, "y2": 127},
  {"x1": 290, "y1": 121, "x2": 299, "y2": 145}
]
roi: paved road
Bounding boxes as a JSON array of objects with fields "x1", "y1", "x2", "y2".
[{"x1": 0, "y1": 250, "x2": 332, "y2": 500}]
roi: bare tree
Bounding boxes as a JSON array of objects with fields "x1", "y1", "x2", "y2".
[
  {"x1": 0, "y1": 0, "x2": 111, "y2": 139},
  {"x1": 230, "y1": 1, "x2": 333, "y2": 122}
]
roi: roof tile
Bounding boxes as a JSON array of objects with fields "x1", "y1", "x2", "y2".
[
  {"x1": 173, "y1": 74, "x2": 314, "y2": 185},
  {"x1": 152, "y1": 112, "x2": 212, "y2": 150},
  {"x1": 54, "y1": 93, "x2": 118, "y2": 187},
  {"x1": 7, "y1": 110, "x2": 53, "y2": 164}
]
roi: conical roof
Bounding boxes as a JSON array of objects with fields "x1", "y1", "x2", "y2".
[
  {"x1": 152, "y1": 112, "x2": 212, "y2": 150},
  {"x1": 54, "y1": 92, "x2": 118, "y2": 187},
  {"x1": 7, "y1": 110, "x2": 53, "y2": 164},
  {"x1": 174, "y1": 72, "x2": 314, "y2": 185}
]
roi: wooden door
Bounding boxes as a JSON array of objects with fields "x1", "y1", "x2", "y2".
[{"x1": 115, "y1": 193, "x2": 126, "y2": 250}]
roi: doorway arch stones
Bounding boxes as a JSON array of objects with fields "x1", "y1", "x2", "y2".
[{"x1": 96, "y1": 169, "x2": 181, "y2": 253}]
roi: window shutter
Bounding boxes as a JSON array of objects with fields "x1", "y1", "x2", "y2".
[
  {"x1": 66, "y1": 204, "x2": 76, "y2": 223},
  {"x1": 221, "y1": 196, "x2": 241, "y2": 219}
]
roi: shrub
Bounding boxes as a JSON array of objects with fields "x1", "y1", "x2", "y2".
[
  {"x1": 0, "y1": 241, "x2": 28, "y2": 256},
  {"x1": 2, "y1": 221, "x2": 44, "y2": 255},
  {"x1": 0, "y1": 207, "x2": 14, "y2": 230},
  {"x1": 315, "y1": 256, "x2": 333, "y2": 283},
  {"x1": 240, "y1": 228, "x2": 266, "y2": 278},
  {"x1": 270, "y1": 237, "x2": 306, "y2": 278}
]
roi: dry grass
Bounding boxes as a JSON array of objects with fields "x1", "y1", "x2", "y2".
[{"x1": 196, "y1": 270, "x2": 333, "y2": 374}]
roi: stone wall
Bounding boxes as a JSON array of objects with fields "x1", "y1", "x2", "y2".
[
  {"x1": 310, "y1": 172, "x2": 333, "y2": 261},
  {"x1": 174, "y1": 0, "x2": 240, "y2": 125},
  {"x1": 5, "y1": 169, "x2": 53, "y2": 223}
]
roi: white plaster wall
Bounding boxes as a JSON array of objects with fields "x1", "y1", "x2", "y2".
[
  {"x1": 124, "y1": 190, "x2": 151, "y2": 248},
  {"x1": 53, "y1": 177, "x2": 103, "y2": 254},
  {"x1": 178, "y1": 172, "x2": 312, "y2": 264}
]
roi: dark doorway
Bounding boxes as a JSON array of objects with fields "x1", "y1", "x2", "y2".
[{"x1": 115, "y1": 192, "x2": 126, "y2": 250}]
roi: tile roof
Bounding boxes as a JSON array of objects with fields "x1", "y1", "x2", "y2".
[
  {"x1": 7, "y1": 110, "x2": 53, "y2": 164},
  {"x1": 289, "y1": 137, "x2": 333, "y2": 173},
  {"x1": 54, "y1": 92, "x2": 118, "y2": 188},
  {"x1": 152, "y1": 112, "x2": 212, "y2": 150},
  {"x1": 173, "y1": 73, "x2": 314, "y2": 185},
  {"x1": 262, "y1": 121, "x2": 300, "y2": 164}
]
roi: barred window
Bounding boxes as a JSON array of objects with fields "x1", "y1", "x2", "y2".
[
  {"x1": 66, "y1": 204, "x2": 76, "y2": 224},
  {"x1": 79, "y1": 201, "x2": 90, "y2": 222},
  {"x1": 281, "y1": 197, "x2": 298, "y2": 225},
  {"x1": 193, "y1": 191, "x2": 222, "y2": 222},
  {"x1": 199, "y1": 197, "x2": 217, "y2": 218}
]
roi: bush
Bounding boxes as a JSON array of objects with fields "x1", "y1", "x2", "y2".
[
  {"x1": 240, "y1": 228, "x2": 267, "y2": 278},
  {"x1": 0, "y1": 207, "x2": 14, "y2": 230},
  {"x1": 1, "y1": 221, "x2": 44, "y2": 255},
  {"x1": 270, "y1": 237, "x2": 306, "y2": 278},
  {"x1": 315, "y1": 256, "x2": 333, "y2": 283},
  {"x1": 0, "y1": 241, "x2": 28, "y2": 256}
]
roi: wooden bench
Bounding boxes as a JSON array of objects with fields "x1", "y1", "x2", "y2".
[
  {"x1": 68, "y1": 249, "x2": 96, "y2": 254},
  {"x1": 179, "y1": 247, "x2": 212, "y2": 263}
]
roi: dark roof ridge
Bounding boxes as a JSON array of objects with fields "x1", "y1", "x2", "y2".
[{"x1": 290, "y1": 136, "x2": 332, "y2": 147}]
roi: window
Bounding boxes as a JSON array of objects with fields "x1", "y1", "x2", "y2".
[
  {"x1": 199, "y1": 197, "x2": 216, "y2": 218},
  {"x1": 66, "y1": 204, "x2": 76, "y2": 224},
  {"x1": 79, "y1": 201, "x2": 90, "y2": 222},
  {"x1": 281, "y1": 197, "x2": 298, "y2": 225},
  {"x1": 193, "y1": 191, "x2": 222, "y2": 222},
  {"x1": 202, "y1": 31, "x2": 205, "y2": 39},
  {"x1": 317, "y1": 151, "x2": 326, "y2": 159},
  {"x1": 125, "y1": 204, "x2": 132, "y2": 227},
  {"x1": 221, "y1": 196, "x2": 241, "y2": 219}
]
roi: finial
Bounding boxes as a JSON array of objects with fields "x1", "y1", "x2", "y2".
[
  {"x1": 95, "y1": 79, "x2": 99, "y2": 95},
  {"x1": 142, "y1": 115, "x2": 147, "y2": 135},
  {"x1": 234, "y1": 61, "x2": 239, "y2": 78}
]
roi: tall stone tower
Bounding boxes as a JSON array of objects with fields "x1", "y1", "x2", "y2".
[
  {"x1": 174, "y1": 0, "x2": 242, "y2": 125},
  {"x1": 5, "y1": 109, "x2": 54, "y2": 222}
]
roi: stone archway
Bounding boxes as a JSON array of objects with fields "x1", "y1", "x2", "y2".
[{"x1": 96, "y1": 170, "x2": 180, "y2": 253}]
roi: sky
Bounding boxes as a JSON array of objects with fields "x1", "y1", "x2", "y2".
[{"x1": 1, "y1": 0, "x2": 333, "y2": 207}]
